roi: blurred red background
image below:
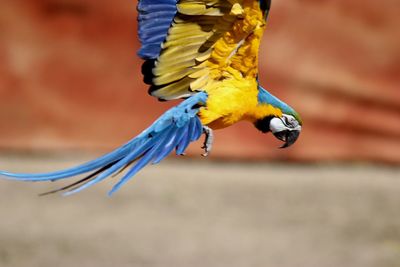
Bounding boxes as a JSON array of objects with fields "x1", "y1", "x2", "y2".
[{"x1": 0, "y1": 0, "x2": 399, "y2": 163}]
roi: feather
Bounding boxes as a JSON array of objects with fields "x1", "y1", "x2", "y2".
[
  {"x1": 137, "y1": 0, "x2": 178, "y2": 60},
  {"x1": 0, "y1": 93, "x2": 208, "y2": 195}
]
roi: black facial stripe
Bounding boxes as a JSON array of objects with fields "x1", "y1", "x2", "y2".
[{"x1": 254, "y1": 116, "x2": 274, "y2": 133}]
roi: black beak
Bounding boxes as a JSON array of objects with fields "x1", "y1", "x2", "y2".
[{"x1": 273, "y1": 130, "x2": 300, "y2": 148}]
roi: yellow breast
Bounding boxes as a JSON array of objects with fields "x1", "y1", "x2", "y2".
[{"x1": 199, "y1": 78, "x2": 282, "y2": 129}]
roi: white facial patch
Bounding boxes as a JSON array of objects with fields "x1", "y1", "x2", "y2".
[{"x1": 269, "y1": 117, "x2": 287, "y2": 134}]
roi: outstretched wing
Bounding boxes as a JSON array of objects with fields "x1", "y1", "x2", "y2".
[{"x1": 137, "y1": 0, "x2": 272, "y2": 101}]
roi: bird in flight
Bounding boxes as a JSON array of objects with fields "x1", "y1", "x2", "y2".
[{"x1": 0, "y1": 0, "x2": 302, "y2": 195}]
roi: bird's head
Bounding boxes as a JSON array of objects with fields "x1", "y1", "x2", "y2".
[
  {"x1": 255, "y1": 114, "x2": 302, "y2": 148},
  {"x1": 255, "y1": 86, "x2": 302, "y2": 148}
]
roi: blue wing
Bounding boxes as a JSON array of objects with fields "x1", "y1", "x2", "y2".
[
  {"x1": 0, "y1": 93, "x2": 207, "y2": 196},
  {"x1": 137, "y1": 0, "x2": 178, "y2": 60}
]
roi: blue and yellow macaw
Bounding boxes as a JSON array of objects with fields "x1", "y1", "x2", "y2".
[{"x1": 0, "y1": 0, "x2": 302, "y2": 195}]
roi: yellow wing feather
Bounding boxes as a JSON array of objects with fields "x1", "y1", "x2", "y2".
[{"x1": 149, "y1": 0, "x2": 265, "y2": 98}]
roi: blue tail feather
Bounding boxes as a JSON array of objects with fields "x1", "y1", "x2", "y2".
[
  {"x1": 175, "y1": 125, "x2": 190, "y2": 156},
  {"x1": 0, "y1": 144, "x2": 133, "y2": 181},
  {"x1": 152, "y1": 137, "x2": 176, "y2": 164},
  {"x1": 108, "y1": 133, "x2": 174, "y2": 195},
  {"x1": 62, "y1": 138, "x2": 156, "y2": 195},
  {"x1": 0, "y1": 92, "x2": 208, "y2": 195},
  {"x1": 191, "y1": 121, "x2": 203, "y2": 141}
]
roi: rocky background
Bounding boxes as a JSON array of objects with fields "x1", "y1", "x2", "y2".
[{"x1": 0, "y1": 0, "x2": 399, "y2": 163}]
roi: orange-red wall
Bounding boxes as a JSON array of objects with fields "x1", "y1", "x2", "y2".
[{"x1": 0, "y1": 0, "x2": 399, "y2": 163}]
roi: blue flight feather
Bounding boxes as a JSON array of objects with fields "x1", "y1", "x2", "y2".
[
  {"x1": 137, "y1": 0, "x2": 178, "y2": 60},
  {"x1": 0, "y1": 92, "x2": 208, "y2": 195}
]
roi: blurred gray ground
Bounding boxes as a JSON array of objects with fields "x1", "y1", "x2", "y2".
[{"x1": 0, "y1": 155, "x2": 399, "y2": 267}]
